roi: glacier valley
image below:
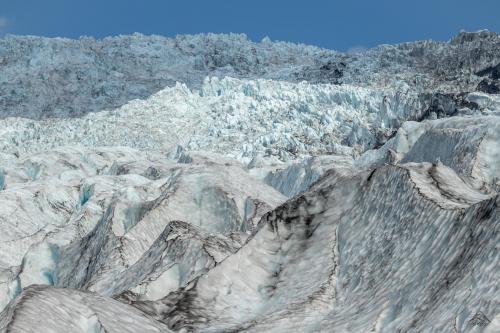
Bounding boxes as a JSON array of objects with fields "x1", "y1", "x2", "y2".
[{"x1": 0, "y1": 31, "x2": 499, "y2": 332}]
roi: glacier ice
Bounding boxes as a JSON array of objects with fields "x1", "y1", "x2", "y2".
[
  {"x1": 0, "y1": 30, "x2": 499, "y2": 119},
  {"x1": 0, "y1": 31, "x2": 499, "y2": 332},
  {"x1": 0, "y1": 77, "x2": 420, "y2": 160},
  {"x1": 0, "y1": 147, "x2": 285, "y2": 310},
  {"x1": 121, "y1": 162, "x2": 498, "y2": 333}
]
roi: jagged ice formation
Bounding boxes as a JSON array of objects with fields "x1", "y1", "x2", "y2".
[{"x1": 0, "y1": 30, "x2": 499, "y2": 332}]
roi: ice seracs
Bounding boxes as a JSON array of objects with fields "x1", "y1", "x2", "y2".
[
  {"x1": 0, "y1": 31, "x2": 499, "y2": 332},
  {"x1": 1, "y1": 31, "x2": 499, "y2": 119},
  {"x1": 0, "y1": 77, "x2": 420, "y2": 161}
]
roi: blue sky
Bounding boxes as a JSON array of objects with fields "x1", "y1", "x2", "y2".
[{"x1": 0, "y1": 0, "x2": 499, "y2": 51}]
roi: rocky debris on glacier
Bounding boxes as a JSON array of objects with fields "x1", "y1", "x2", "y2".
[{"x1": 476, "y1": 61, "x2": 500, "y2": 94}]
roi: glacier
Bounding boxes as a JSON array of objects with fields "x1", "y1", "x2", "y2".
[{"x1": 0, "y1": 30, "x2": 499, "y2": 332}]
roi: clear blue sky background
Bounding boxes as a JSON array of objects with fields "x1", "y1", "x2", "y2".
[{"x1": 0, "y1": 0, "x2": 499, "y2": 51}]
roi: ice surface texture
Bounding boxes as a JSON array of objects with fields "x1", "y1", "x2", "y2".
[
  {"x1": 0, "y1": 30, "x2": 499, "y2": 119},
  {"x1": 0, "y1": 31, "x2": 499, "y2": 332}
]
